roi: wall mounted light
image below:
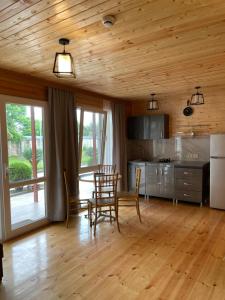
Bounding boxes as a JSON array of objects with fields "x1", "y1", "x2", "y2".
[
  {"x1": 53, "y1": 38, "x2": 76, "y2": 78},
  {"x1": 190, "y1": 86, "x2": 204, "y2": 105},
  {"x1": 147, "y1": 93, "x2": 159, "y2": 110}
]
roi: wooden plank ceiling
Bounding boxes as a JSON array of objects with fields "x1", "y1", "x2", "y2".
[{"x1": 0, "y1": 0, "x2": 225, "y2": 100}]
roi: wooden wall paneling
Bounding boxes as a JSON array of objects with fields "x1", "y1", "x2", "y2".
[
  {"x1": 0, "y1": 69, "x2": 127, "y2": 112},
  {"x1": 129, "y1": 87, "x2": 225, "y2": 136}
]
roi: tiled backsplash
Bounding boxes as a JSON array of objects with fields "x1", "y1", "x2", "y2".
[{"x1": 127, "y1": 136, "x2": 210, "y2": 161}]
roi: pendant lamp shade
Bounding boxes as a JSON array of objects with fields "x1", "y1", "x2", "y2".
[
  {"x1": 190, "y1": 86, "x2": 204, "y2": 105},
  {"x1": 147, "y1": 93, "x2": 159, "y2": 110},
  {"x1": 53, "y1": 38, "x2": 76, "y2": 78}
]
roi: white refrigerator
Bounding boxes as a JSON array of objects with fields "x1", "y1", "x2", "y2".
[{"x1": 210, "y1": 134, "x2": 225, "y2": 209}]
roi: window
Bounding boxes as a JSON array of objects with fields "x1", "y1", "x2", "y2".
[{"x1": 77, "y1": 108, "x2": 107, "y2": 173}]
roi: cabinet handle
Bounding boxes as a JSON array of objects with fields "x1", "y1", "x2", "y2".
[
  {"x1": 156, "y1": 169, "x2": 158, "y2": 175},
  {"x1": 184, "y1": 182, "x2": 191, "y2": 186},
  {"x1": 184, "y1": 193, "x2": 190, "y2": 197},
  {"x1": 161, "y1": 131, "x2": 163, "y2": 138},
  {"x1": 184, "y1": 172, "x2": 190, "y2": 175}
]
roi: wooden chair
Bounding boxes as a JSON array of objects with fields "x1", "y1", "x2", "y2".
[
  {"x1": 89, "y1": 173, "x2": 120, "y2": 236},
  {"x1": 92, "y1": 164, "x2": 116, "y2": 198},
  {"x1": 97, "y1": 164, "x2": 116, "y2": 174},
  {"x1": 117, "y1": 168, "x2": 142, "y2": 222},
  {"x1": 64, "y1": 171, "x2": 89, "y2": 228}
]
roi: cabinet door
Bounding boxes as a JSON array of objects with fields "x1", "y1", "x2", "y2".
[
  {"x1": 139, "y1": 165, "x2": 146, "y2": 195},
  {"x1": 146, "y1": 165, "x2": 160, "y2": 196},
  {"x1": 143, "y1": 116, "x2": 151, "y2": 139},
  {"x1": 127, "y1": 117, "x2": 145, "y2": 139},
  {"x1": 128, "y1": 163, "x2": 136, "y2": 192},
  {"x1": 150, "y1": 115, "x2": 163, "y2": 139},
  {"x1": 150, "y1": 115, "x2": 169, "y2": 139},
  {"x1": 160, "y1": 165, "x2": 174, "y2": 198}
]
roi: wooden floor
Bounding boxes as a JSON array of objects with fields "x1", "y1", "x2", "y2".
[{"x1": 1, "y1": 199, "x2": 225, "y2": 300}]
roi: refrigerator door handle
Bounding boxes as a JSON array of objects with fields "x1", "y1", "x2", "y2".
[{"x1": 211, "y1": 156, "x2": 225, "y2": 159}]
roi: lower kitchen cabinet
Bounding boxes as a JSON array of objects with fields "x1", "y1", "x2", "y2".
[
  {"x1": 128, "y1": 162, "x2": 146, "y2": 195},
  {"x1": 127, "y1": 161, "x2": 209, "y2": 205},
  {"x1": 174, "y1": 163, "x2": 209, "y2": 206},
  {"x1": 146, "y1": 163, "x2": 174, "y2": 199}
]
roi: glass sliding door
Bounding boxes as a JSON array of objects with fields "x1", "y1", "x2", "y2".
[{"x1": 0, "y1": 96, "x2": 48, "y2": 239}]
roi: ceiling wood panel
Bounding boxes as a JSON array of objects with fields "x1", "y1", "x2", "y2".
[{"x1": 1, "y1": 0, "x2": 225, "y2": 99}]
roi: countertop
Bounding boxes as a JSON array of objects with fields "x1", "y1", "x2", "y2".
[
  {"x1": 173, "y1": 161, "x2": 209, "y2": 169},
  {"x1": 129, "y1": 160, "x2": 209, "y2": 169}
]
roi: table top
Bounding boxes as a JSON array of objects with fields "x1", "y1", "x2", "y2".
[{"x1": 79, "y1": 172, "x2": 122, "y2": 182}]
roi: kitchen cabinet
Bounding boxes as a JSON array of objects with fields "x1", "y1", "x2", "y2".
[
  {"x1": 128, "y1": 161, "x2": 209, "y2": 204},
  {"x1": 127, "y1": 116, "x2": 145, "y2": 140},
  {"x1": 128, "y1": 162, "x2": 146, "y2": 195},
  {"x1": 174, "y1": 162, "x2": 209, "y2": 206},
  {"x1": 127, "y1": 114, "x2": 169, "y2": 140},
  {"x1": 149, "y1": 115, "x2": 169, "y2": 140},
  {"x1": 146, "y1": 163, "x2": 174, "y2": 199}
]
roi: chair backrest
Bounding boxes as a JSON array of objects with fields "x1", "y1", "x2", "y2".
[
  {"x1": 94, "y1": 173, "x2": 118, "y2": 204},
  {"x1": 135, "y1": 168, "x2": 142, "y2": 194},
  {"x1": 97, "y1": 164, "x2": 116, "y2": 174}
]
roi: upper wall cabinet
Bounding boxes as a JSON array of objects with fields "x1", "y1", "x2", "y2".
[{"x1": 127, "y1": 114, "x2": 169, "y2": 140}]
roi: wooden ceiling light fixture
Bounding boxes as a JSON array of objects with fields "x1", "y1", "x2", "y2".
[{"x1": 53, "y1": 38, "x2": 76, "y2": 78}]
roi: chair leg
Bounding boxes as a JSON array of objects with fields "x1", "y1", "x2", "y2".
[
  {"x1": 89, "y1": 203, "x2": 93, "y2": 228},
  {"x1": 94, "y1": 206, "x2": 97, "y2": 236},
  {"x1": 136, "y1": 199, "x2": 142, "y2": 223},
  {"x1": 66, "y1": 205, "x2": 70, "y2": 228},
  {"x1": 115, "y1": 203, "x2": 120, "y2": 233},
  {"x1": 110, "y1": 206, "x2": 112, "y2": 223}
]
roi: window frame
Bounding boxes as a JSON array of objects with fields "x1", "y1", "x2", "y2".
[{"x1": 76, "y1": 106, "x2": 107, "y2": 174}]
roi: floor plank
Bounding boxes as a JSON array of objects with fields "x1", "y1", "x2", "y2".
[{"x1": 1, "y1": 199, "x2": 225, "y2": 300}]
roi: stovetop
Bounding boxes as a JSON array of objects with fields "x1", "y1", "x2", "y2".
[{"x1": 158, "y1": 158, "x2": 171, "y2": 163}]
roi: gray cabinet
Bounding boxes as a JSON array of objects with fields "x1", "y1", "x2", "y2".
[
  {"x1": 174, "y1": 164, "x2": 209, "y2": 205},
  {"x1": 146, "y1": 163, "x2": 174, "y2": 199},
  {"x1": 149, "y1": 115, "x2": 169, "y2": 140},
  {"x1": 128, "y1": 162, "x2": 146, "y2": 195},
  {"x1": 127, "y1": 114, "x2": 169, "y2": 140},
  {"x1": 127, "y1": 117, "x2": 145, "y2": 140}
]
